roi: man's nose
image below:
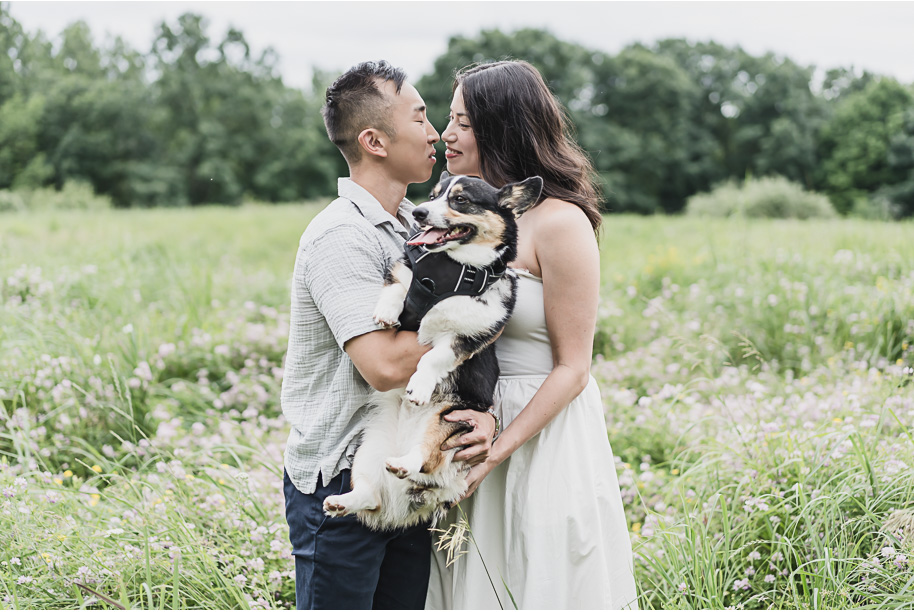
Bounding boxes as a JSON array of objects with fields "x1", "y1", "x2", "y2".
[
  {"x1": 413, "y1": 207, "x2": 429, "y2": 224},
  {"x1": 426, "y1": 118, "x2": 440, "y2": 143}
]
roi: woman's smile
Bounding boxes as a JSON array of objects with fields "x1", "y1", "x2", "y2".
[{"x1": 442, "y1": 84, "x2": 480, "y2": 175}]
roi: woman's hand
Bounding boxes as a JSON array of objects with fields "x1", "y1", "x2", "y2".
[
  {"x1": 441, "y1": 409, "x2": 497, "y2": 464},
  {"x1": 458, "y1": 459, "x2": 495, "y2": 502},
  {"x1": 440, "y1": 409, "x2": 499, "y2": 501}
]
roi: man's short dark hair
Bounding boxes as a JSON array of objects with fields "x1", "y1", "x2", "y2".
[{"x1": 322, "y1": 60, "x2": 407, "y2": 164}]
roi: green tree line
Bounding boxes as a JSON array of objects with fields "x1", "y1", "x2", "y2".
[{"x1": 2, "y1": 5, "x2": 914, "y2": 216}]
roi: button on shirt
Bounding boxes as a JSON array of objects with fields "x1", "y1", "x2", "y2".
[{"x1": 282, "y1": 178, "x2": 414, "y2": 494}]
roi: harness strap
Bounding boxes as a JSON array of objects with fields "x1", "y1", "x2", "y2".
[{"x1": 398, "y1": 231, "x2": 510, "y2": 331}]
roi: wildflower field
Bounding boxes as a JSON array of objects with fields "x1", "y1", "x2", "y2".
[{"x1": 1, "y1": 205, "x2": 913, "y2": 610}]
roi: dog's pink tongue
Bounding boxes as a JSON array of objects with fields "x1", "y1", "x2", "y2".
[{"x1": 407, "y1": 228, "x2": 448, "y2": 246}]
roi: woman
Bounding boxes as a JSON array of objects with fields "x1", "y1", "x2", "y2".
[{"x1": 427, "y1": 61, "x2": 639, "y2": 609}]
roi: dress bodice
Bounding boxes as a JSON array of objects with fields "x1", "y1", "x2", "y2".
[{"x1": 494, "y1": 269, "x2": 554, "y2": 377}]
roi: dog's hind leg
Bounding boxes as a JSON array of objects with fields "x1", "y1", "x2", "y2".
[
  {"x1": 325, "y1": 391, "x2": 400, "y2": 518},
  {"x1": 323, "y1": 451, "x2": 384, "y2": 517},
  {"x1": 323, "y1": 487, "x2": 380, "y2": 517},
  {"x1": 386, "y1": 405, "x2": 472, "y2": 479},
  {"x1": 385, "y1": 447, "x2": 424, "y2": 479}
]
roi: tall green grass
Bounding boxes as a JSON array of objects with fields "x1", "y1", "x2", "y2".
[{"x1": 1, "y1": 206, "x2": 912, "y2": 609}]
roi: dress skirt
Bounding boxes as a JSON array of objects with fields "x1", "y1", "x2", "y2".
[{"x1": 426, "y1": 374, "x2": 639, "y2": 610}]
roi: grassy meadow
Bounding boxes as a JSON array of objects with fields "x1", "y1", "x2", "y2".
[{"x1": 1, "y1": 205, "x2": 913, "y2": 609}]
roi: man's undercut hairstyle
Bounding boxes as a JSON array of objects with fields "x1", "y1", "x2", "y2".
[{"x1": 322, "y1": 60, "x2": 407, "y2": 164}]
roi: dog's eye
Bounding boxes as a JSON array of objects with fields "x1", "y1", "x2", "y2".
[{"x1": 454, "y1": 195, "x2": 466, "y2": 204}]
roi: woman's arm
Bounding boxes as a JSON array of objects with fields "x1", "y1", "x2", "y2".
[{"x1": 460, "y1": 200, "x2": 600, "y2": 498}]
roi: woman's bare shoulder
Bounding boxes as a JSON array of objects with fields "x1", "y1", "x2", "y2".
[{"x1": 528, "y1": 198, "x2": 595, "y2": 236}]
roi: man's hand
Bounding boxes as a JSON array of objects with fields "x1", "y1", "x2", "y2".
[{"x1": 441, "y1": 409, "x2": 497, "y2": 465}]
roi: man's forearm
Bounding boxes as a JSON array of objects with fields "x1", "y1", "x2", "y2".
[{"x1": 345, "y1": 328, "x2": 430, "y2": 391}]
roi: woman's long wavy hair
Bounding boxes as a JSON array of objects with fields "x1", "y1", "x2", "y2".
[{"x1": 454, "y1": 60, "x2": 602, "y2": 233}]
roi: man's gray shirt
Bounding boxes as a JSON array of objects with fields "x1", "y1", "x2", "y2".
[{"x1": 281, "y1": 178, "x2": 414, "y2": 494}]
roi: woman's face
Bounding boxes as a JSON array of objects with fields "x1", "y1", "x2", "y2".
[{"x1": 442, "y1": 85, "x2": 481, "y2": 177}]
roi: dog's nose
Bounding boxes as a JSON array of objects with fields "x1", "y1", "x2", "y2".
[{"x1": 412, "y1": 207, "x2": 428, "y2": 224}]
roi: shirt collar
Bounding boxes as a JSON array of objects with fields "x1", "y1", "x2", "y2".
[{"x1": 338, "y1": 178, "x2": 415, "y2": 238}]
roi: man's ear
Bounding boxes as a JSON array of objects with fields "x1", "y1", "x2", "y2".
[
  {"x1": 497, "y1": 177, "x2": 544, "y2": 218},
  {"x1": 357, "y1": 128, "x2": 388, "y2": 159}
]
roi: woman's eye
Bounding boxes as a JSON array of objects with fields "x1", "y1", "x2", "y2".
[{"x1": 446, "y1": 114, "x2": 470, "y2": 129}]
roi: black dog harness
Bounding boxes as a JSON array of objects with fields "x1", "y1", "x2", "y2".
[{"x1": 398, "y1": 227, "x2": 511, "y2": 332}]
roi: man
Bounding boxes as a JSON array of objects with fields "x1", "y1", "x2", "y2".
[{"x1": 281, "y1": 60, "x2": 497, "y2": 610}]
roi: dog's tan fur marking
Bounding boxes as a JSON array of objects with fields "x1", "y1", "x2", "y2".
[
  {"x1": 473, "y1": 211, "x2": 507, "y2": 250},
  {"x1": 502, "y1": 185, "x2": 525, "y2": 207},
  {"x1": 441, "y1": 208, "x2": 507, "y2": 250},
  {"x1": 389, "y1": 260, "x2": 411, "y2": 285},
  {"x1": 419, "y1": 405, "x2": 468, "y2": 474},
  {"x1": 501, "y1": 184, "x2": 537, "y2": 217}
]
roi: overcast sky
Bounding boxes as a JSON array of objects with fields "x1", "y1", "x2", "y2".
[{"x1": 8, "y1": 1, "x2": 914, "y2": 90}]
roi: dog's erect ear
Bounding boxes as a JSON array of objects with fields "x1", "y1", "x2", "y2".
[
  {"x1": 497, "y1": 177, "x2": 543, "y2": 218},
  {"x1": 430, "y1": 171, "x2": 451, "y2": 200}
]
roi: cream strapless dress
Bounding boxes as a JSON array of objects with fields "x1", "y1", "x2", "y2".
[{"x1": 427, "y1": 270, "x2": 639, "y2": 610}]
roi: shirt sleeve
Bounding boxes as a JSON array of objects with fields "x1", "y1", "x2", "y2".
[{"x1": 301, "y1": 223, "x2": 391, "y2": 350}]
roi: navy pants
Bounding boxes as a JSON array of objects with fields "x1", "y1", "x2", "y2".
[{"x1": 283, "y1": 469, "x2": 431, "y2": 609}]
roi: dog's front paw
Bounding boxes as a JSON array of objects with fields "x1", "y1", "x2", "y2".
[
  {"x1": 405, "y1": 373, "x2": 436, "y2": 406},
  {"x1": 373, "y1": 299, "x2": 403, "y2": 328},
  {"x1": 323, "y1": 495, "x2": 350, "y2": 517},
  {"x1": 405, "y1": 387, "x2": 433, "y2": 406},
  {"x1": 373, "y1": 312, "x2": 399, "y2": 329}
]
